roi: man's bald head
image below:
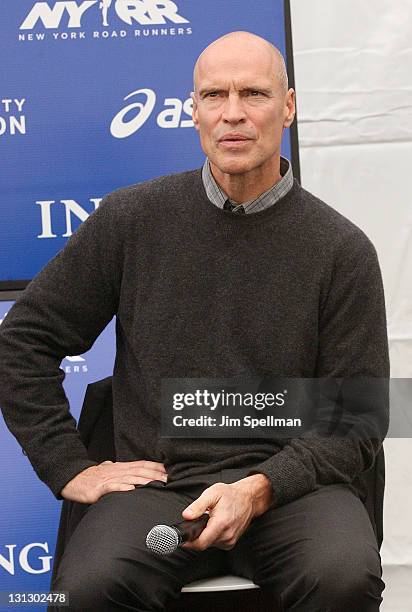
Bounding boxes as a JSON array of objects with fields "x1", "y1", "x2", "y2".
[
  {"x1": 193, "y1": 31, "x2": 288, "y2": 97},
  {"x1": 190, "y1": 30, "x2": 296, "y2": 189}
]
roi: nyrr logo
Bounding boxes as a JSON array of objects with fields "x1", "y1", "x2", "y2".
[
  {"x1": 111, "y1": 88, "x2": 193, "y2": 138},
  {"x1": 20, "y1": 1, "x2": 190, "y2": 29},
  {"x1": 62, "y1": 355, "x2": 88, "y2": 374}
]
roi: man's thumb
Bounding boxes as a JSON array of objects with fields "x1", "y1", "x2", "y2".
[{"x1": 182, "y1": 501, "x2": 209, "y2": 520}]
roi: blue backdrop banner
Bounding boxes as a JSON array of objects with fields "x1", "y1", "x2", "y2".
[{"x1": 1, "y1": 0, "x2": 291, "y2": 283}]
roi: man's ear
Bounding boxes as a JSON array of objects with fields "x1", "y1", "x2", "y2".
[
  {"x1": 283, "y1": 89, "x2": 296, "y2": 128},
  {"x1": 190, "y1": 91, "x2": 199, "y2": 131}
]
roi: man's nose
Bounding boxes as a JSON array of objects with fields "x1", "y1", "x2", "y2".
[{"x1": 221, "y1": 94, "x2": 247, "y2": 123}]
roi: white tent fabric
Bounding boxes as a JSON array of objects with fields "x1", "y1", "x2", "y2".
[{"x1": 290, "y1": 1, "x2": 412, "y2": 609}]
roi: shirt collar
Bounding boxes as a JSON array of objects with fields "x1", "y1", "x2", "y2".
[{"x1": 202, "y1": 156, "x2": 294, "y2": 214}]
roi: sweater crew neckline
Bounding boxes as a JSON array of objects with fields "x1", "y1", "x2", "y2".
[{"x1": 193, "y1": 168, "x2": 302, "y2": 226}]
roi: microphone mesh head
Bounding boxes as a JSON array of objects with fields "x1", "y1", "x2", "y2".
[{"x1": 146, "y1": 525, "x2": 180, "y2": 555}]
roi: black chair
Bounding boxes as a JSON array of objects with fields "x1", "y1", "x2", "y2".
[{"x1": 51, "y1": 376, "x2": 385, "y2": 611}]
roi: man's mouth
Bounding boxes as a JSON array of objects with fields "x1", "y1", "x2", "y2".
[
  {"x1": 218, "y1": 134, "x2": 252, "y2": 148},
  {"x1": 219, "y1": 133, "x2": 251, "y2": 143}
]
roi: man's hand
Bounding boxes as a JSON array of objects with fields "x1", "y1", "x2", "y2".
[
  {"x1": 180, "y1": 474, "x2": 273, "y2": 552},
  {"x1": 60, "y1": 460, "x2": 168, "y2": 504}
]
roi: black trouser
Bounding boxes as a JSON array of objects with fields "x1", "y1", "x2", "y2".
[{"x1": 50, "y1": 475, "x2": 384, "y2": 611}]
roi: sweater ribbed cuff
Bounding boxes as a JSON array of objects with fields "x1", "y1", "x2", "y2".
[
  {"x1": 36, "y1": 457, "x2": 99, "y2": 500},
  {"x1": 246, "y1": 452, "x2": 314, "y2": 508}
]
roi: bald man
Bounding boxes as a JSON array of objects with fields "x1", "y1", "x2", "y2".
[{"x1": 0, "y1": 32, "x2": 388, "y2": 611}]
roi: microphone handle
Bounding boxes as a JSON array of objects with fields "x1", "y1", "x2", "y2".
[{"x1": 173, "y1": 512, "x2": 210, "y2": 543}]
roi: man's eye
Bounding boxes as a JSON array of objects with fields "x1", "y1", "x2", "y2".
[{"x1": 249, "y1": 91, "x2": 262, "y2": 96}]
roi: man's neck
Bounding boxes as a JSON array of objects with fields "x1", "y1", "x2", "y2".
[{"x1": 209, "y1": 158, "x2": 282, "y2": 204}]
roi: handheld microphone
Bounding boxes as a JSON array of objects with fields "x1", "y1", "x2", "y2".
[{"x1": 146, "y1": 512, "x2": 210, "y2": 555}]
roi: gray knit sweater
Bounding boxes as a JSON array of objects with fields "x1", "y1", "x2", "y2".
[{"x1": 0, "y1": 169, "x2": 390, "y2": 506}]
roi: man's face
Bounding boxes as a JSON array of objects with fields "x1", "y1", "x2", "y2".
[{"x1": 191, "y1": 39, "x2": 295, "y2": 179}]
